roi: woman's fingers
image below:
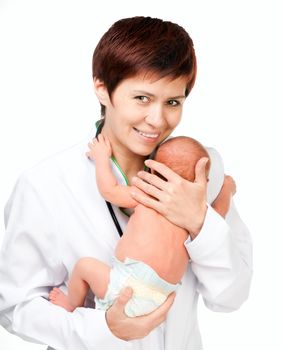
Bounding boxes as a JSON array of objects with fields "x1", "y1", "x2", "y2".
[
  {"x1": 132, "y1": 176, "x2": 165, "y2": 201},
  {"x1": 130, "y1": 190, "x2": 166, "y2": 214},
  {"x1": 136, "y1": 170, "x2": 167, "y2": 191},
  {"x1": 145, "y1": 292, "x2": 176, "y2": 326},
  {"x1": 144, "y1": 159, "x2": 182, "y2": 182},
  {"x1": 105, "y1": 288, "x2": 174, "y2": 340},
  {"x1": 112, "y1": 287, "x2": 133, "y2": 314}
]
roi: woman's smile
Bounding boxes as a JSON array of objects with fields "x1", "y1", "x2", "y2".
[{"x1": 133, "y1": 127, "x2": 161, "y2": 143}]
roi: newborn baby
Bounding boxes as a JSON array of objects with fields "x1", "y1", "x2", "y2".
[{"x1": 49, "y1": 135, "x2": 235, "y2": 316}]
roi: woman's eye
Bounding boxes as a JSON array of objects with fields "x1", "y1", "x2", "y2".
[
  {"x1": 135, "y1": 96, "x2": 149, "y2": 103},
  {"x1": 167, "y1": 100, "x2": 179, "y2": 106}
]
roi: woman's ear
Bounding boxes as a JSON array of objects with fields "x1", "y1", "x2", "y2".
[{"x1": 93, "y1": 78, "x2": 110, "y2": 105}]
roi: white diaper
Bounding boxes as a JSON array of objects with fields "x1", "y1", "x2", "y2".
[{"x1": 95, "y1": 257, "x2": 178, "y2": 317}]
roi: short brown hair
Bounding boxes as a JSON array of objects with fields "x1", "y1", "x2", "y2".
[{"x1": 92, "y1": 17, "x2": 197, "y2": 116}]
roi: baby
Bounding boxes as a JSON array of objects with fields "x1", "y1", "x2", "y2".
[{"x1": 49, "y1": 135, "x2": 235, "y2": 316}]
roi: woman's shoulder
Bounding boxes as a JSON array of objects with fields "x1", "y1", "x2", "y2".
[{"x1": 18, "y1": 139, "x2": 91, "y2": 188}]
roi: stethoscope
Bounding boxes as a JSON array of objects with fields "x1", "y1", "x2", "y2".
[{"x1": 95, "y1": 119, "x2": 160, "y2": 238}]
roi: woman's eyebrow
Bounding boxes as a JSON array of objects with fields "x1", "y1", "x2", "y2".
[
  {"x1": 132, "y1": 90, "x2": 154, "y2": 97},
  {"x1": 168, "y1": 95, "x2": 186, "y2": 100},
  {"x1": 132, "y1": 90, "x2": 185, "y2": 99}
]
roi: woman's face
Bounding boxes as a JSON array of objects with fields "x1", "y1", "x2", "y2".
[{"x1": 98, "y1": 73, "x2": 188, "y2": 158}]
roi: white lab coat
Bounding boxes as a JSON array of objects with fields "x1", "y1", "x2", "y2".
[{"x1": 0, "y1": 136, "x2": 253, "y2": 350}]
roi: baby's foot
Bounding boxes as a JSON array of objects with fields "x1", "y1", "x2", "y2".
[{"x1": 49, "y1": 287, "x2": 75, "y2": 312}]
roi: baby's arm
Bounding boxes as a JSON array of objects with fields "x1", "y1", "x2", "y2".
[
  {"x1": 211, "y1": 175, "x2": 236, "y2": 218},
  {"x1": 86, "y1": 134, "x2": 144, "y2": 208}
]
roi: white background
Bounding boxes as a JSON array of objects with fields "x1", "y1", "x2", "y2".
[{"x1": 0, "y1": 0, "x2": 281, "y2": 349}]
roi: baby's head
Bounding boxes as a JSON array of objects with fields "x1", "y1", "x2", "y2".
[{"x1": 153, "y1": 136, "x2": 210, "y2": 182}]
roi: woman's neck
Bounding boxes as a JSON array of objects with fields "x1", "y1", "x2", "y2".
[
  {"x1": 111, "y1": 148, "x2": 146, "y2": 184},
  {"x1": 100, "y1": 128, "x2": 146, "y2": 184}
]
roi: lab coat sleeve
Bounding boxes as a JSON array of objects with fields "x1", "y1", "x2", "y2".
[
  {"x1": 0, "y1": 174, "x2": 130, "y2": 350},
  {"x1": 184, "y1": 160, "x2": 253, "y2": 312}
]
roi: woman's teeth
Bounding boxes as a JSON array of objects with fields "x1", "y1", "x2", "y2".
[{"x1": 136, "y1": 129, "x2": 159, "y2": 138}]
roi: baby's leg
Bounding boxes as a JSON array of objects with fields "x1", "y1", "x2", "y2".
[{"x1": 49, "y1": 257, "x2": 110, "y2": 312}]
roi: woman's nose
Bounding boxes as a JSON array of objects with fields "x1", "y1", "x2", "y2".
[{"x1": 145, "y1": 104, "x2": 165, "y2": 129}]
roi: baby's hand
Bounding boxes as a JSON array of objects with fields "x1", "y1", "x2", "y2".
[
  {"x1": 86, "y1": 134, "x2": 112, "y2": 161},
  {"x1": 222, "y1": 175, "x2": 237, "y2": 196}
]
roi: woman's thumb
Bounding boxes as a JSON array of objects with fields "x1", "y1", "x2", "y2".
[
  {"x1": 115, "y1": 287, "x2": 133, "y2": 310},
  {"x1": 195, "y1": 157, "x2": 209, "y2": 185}
]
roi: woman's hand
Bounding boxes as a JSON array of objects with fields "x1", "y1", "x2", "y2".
[
  {"x1": 106, "y1": 287, "x2": 176, "y2": 340},
  {"x1": 131, "y1": 157, "x2": 209, "y2": 239}
]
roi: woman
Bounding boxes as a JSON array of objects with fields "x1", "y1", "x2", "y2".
[{"x1": 0, "y1": 17, "x2": 252, "y2": 350}]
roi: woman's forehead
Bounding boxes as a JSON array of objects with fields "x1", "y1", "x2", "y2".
[{"x1": 116, "y1": 73, "x2": 188, "y2": 96}]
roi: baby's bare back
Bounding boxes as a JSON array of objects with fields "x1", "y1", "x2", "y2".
[{"x1": 115, "y1": 205, "x2": 189, "y2": 284}]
